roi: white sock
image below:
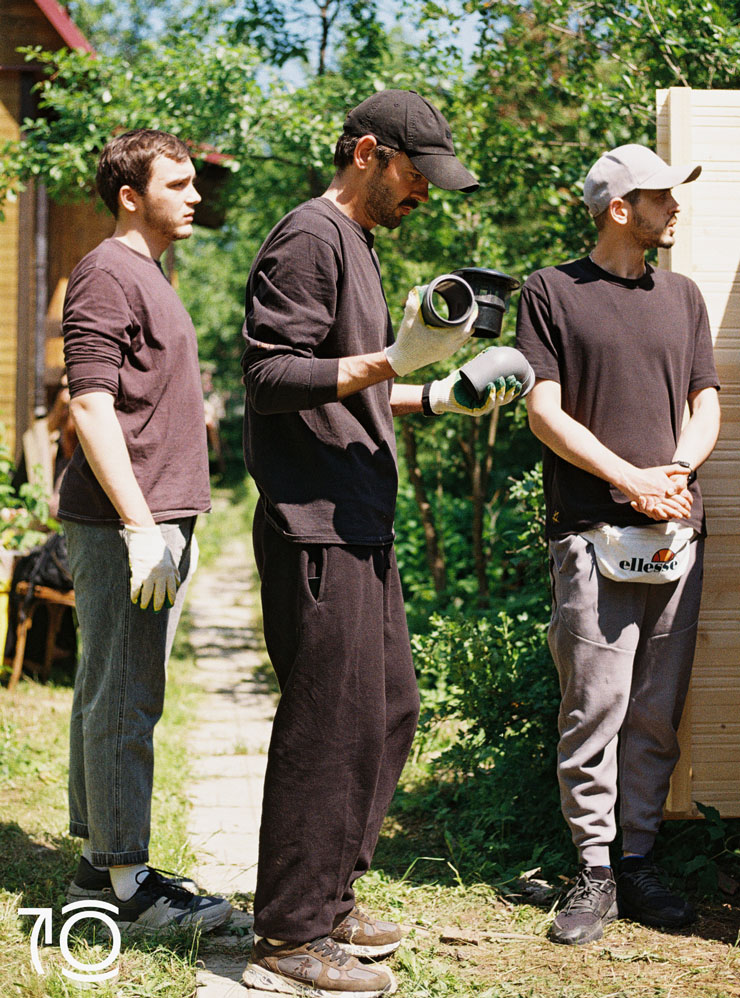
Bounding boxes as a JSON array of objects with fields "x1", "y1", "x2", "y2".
[
  {"x1": 254, "y1": 935, "x2": 287, "y2": 947},
  {"x1": 81, "y1": 840, "x2": 107, "y2": 871},
  {"x1": 109, "y1": 863, "x2": 149, "y2": 901}
]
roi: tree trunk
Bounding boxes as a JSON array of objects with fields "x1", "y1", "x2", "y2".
[
  {"x1": 460, "y1": 407, "x2": 501, "y2": 604},
  {"x1": 400, "y1": 421, "x2": 447, "y2": 593}
]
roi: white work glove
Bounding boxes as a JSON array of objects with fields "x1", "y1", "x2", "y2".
[
  {"x1": 385, "y1": 286, "x2": 478, "y2": 378},
  {"x1": 189, "y1": 532, "x2": 200, "y2": 577},
  {"x1": 124, "y1": 524, "x2": 180, "y2": 612},
  {"x1": 427, "y1": 370, "x2": 524, "y2": 416}
]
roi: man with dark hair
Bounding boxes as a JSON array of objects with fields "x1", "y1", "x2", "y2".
[
  {"x1": 94, "y1": 128, "x2": 192, "y2": 216},
  {"x1": 240, "y1": 89, "x2": 524, "y2": 997},
  {"x1": 516, "y1": 144, "x2": 721, "y2": 946},
  {"x1": 60, "y1": 128, "x2": 231, "y2": 931}
]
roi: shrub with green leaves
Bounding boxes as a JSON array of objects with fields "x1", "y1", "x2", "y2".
[
  {"x1": 403, "y1": 466, "x2": 571, "y2": 880},
  {"x1": 0, "y1": 435, "x2": 53, "y2": 551}
]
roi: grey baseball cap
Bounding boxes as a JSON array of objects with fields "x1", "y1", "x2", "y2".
[{"x1": 583, "y1": 143, "x2": 701, "y2": 216}]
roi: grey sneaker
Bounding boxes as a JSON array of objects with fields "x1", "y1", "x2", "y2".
[
  {"x1": 242, "y1": 936, "x2": 397, "y2": 996},
  {"x1": 66, "y1": 856, "x2": 198, "y2": 902},
  {"x1": 549, "y1": 865, "x2": 617, "y2": 945},
  {"x1": 330, "y1": 907, "x2": 402, "y2": 958},
  {"x1": 107, "y1": 869, "x2": 232, "y2": 933},
  {"x1": 617, "y1": 853, "x2": 696, "y2": 928}
]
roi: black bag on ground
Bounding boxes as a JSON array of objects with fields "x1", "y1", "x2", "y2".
[{"x1": 4, "y1": 532, "x2": 75, "y2": 664}]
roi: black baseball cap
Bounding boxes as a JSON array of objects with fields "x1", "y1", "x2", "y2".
[{"x1": 342, "y1": 89, "x2": 479, "y2": 194}]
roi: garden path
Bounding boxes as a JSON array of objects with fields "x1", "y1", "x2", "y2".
[{"x1": 183, "y1": 525, "x2": 276, "y2": 996}]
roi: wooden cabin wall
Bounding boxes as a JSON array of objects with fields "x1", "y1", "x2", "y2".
[
  {"x1": 47, "y1": 200, "x2": 114, "y2": 314},
  {"x1": 659, "y1": 88, "x2": 740, "y2": 818},
  {"x1": 0, "y1": 73, "x2": 24, "y2": 455},
  {"x1": 45, "y1": 199, "x2": 115, "y2": 388},
  {"x1": 1, "y1": 0, "x2": 66, "y2": 457},
  {"x1": 1, "y1": 1, "x2": 70, "y2": 62}
]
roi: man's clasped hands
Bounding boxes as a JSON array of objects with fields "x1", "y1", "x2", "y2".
[{"x1": 626, "y1": 463, "x2": 694, "y2": 521}]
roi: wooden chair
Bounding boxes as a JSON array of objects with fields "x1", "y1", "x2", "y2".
[{"x1": 7, "y1": 582, "x2": 76, "y2": 691}]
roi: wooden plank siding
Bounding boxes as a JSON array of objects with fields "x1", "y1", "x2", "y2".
[
  {"x1": 0, "y1": 0, "x2": 97, "y2": 457},
  {"x1": 0, "y1": 1, "x2": 74, "y2": 64},
  {"x1": 0, "y1": 75, "x2": 21, "y2": 452},
  {"x1": 658, "y1": 88, "x2": 740, "y2": 818}
]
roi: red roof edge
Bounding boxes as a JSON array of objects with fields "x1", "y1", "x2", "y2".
[{"x1": 32, "y1": 0, "x2": 95, "y2": 53}]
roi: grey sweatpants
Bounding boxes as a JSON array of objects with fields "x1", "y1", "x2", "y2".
[{"x1": 548, "y1": 532, "x2": 704, "y2": 867}]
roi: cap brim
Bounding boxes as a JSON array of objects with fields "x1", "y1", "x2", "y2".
[
  {"x1": 639, "y1": 162, "x2": 702, "y2": 189},
  {"x1": 410, "y1": 152, "x2": 479, "y2": 193}
]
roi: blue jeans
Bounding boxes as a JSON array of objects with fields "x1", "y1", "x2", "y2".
[{"x1": 64, "y1": 518, "x2": 196, "y2": 866}]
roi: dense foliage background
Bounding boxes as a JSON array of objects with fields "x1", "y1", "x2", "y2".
[{"x1": 4, "y1": 0, "x2": 740, "y2": 882}]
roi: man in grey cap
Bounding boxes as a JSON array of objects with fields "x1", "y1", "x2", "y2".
[
  {"x1": 241, "y1": 90, "x2": 525, "y2": 996},
  {"x1": 516, "y1": 144, "x2": 721, "y2": 945}
]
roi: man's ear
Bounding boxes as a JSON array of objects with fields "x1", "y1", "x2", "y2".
[
  {"x1": 608, "y1": 196, "x2": 630, "y2": 227},
  {"x1": 353, "y1": 135, "x2": 379, "y2": 172},
  {"x1": 118, "y1": 184, "x2": 139, "y2": 215}
]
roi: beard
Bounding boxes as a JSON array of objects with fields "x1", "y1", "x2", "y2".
[
  {"x1": 631, "y1": 205, "x2": 676, "y2": 249},
  {"x1": 142, "y1": 199, "x2": 191, "y2": 242},
  {"x1": 364, "y1": 170, "x2": 416, "y2": 230}
]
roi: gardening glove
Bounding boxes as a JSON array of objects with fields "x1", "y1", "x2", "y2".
[
  {"x1": 124, "y1": 524, "x2": 180, "y2": 612},
  {"x1": 385, "y1": 286, "x2": 478, "y2": 378},
  {"x1": 454, "y1": 345, "x2": 535, "y2": 406},
  {"x1": 427, "y1": 370, "x2": 523, "y2": 416},
  {"x1": 189, "y1": 532, "x2": 200, "y2": 577}
]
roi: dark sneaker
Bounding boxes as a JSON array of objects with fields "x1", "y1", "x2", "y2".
[
  {"x1": 617, "y1": 853, "x2": 696, "y2": 928},
  {"x1": 241, "y1": 936, "x2": 397, "y2": 996},
  {"x1": 549, "y1": 866, "x2": 617, "y2": 945},
  {"x1": 66, "y1": 856, "x2": 198, "y2": 902},
  {"x1": 331, "y1": 907, "x2": 402, "y2": 958},
  {"x1": 107, "y1": 869, "x2": 232, "y2": 932}
]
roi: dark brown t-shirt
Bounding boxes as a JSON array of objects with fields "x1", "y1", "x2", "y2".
[
  {"x1": 242, "y1": 198, "x2": 397, "y2": 544},
  {"x1": 58, "y1": 238, "x2": 210, "y2": 524},
  {"x1": 515, "y1": 257, "x2": 719, "y2": 538}
]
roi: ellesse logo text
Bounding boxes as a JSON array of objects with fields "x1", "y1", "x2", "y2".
[{"x1": 619, "y1": 549, "x2": 678, "y2": 574}]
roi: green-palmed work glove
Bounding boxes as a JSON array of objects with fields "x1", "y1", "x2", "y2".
[
  {"x1": 427, "y1": 370, "x2": 523, "y2": 416},
  {"x1": 385, "y1": 286, "x2": 478, "y2": 378},
  {"x1": 124, "y1": 524, "x2": 180, "y2": 612}
]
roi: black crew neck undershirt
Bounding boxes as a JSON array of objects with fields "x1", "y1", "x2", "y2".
[{"x1": 581, "y1": 255, "x2": 654, "y2": 290}]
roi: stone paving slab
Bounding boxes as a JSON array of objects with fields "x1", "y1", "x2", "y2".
[
  {"x1": 196, "y1": 958, "x2": 247, "y2": 998},
  {"x1": 192, "y1": 755, "x2": 268, "y2": 779},
  {"x1": 190, "y1": 808, "x2": 260, "y2": 837},
  {"x1": 184, "y1": 523, "x2": 276, "y2": 997}
]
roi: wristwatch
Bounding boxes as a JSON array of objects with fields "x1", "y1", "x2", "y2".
[
  {"x1": 421, "y1": 382, "x2": 437, "y2": 417},
  {"x1": 674, "y1": 460, "x2": 697, "y2": 485}
]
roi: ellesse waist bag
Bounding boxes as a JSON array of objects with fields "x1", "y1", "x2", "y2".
[{"x1": 580, "y1": 522, "x2": 696, "y2": 584}]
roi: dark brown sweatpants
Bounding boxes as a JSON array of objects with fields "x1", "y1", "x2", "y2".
[{"x1": 252, "y1": 499, "x2": 420, "y2": 942}]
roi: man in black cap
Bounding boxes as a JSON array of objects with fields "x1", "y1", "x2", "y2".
[
  {"x1": 516, "y1": 144, "x2": 720, "y2": 946},
  {"x1": 240, "y1": 90, "x2": 520, "y2": 996}
]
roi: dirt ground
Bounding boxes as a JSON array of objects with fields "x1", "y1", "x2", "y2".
[{"x1": 398, "y1": 883, "x2": 740, "y2": 997}]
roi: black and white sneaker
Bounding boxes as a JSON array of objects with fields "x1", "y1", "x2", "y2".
[
  {"x1": 617, "y1": 853, "x2": 696, "y2": 928},
  {"x1": 67, "y1": 856, "x2": 198, "y2": 903},
  {"x1": 107, "y1": 869, "x2": 232, "y2": 932}
]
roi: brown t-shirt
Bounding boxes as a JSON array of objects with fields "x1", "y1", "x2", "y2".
[
  {"x1": 515, "y1": 257, "x2": 720, "y2": 538},
  {"x1": 59, "y1": 238, "x2": 210, "y2": 524},
  {"x1": 242, "y1": 198, "x2": 397, "y2": 545}
]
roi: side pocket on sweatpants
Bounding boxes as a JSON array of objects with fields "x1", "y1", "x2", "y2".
[
  {"x1": 548, "y1": 550, "x2": 558, "y2": 613},
  {"x1": 305, "y1": 545, "x2": 325, "y2": 602}
]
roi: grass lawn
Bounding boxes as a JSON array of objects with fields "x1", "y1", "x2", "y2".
[
  {"x1": 2, "y1": 479, "x2": 740, "y2": 996},
  {"x1": 0, "y1": 644, "x2": 203, "y2": 995}
]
